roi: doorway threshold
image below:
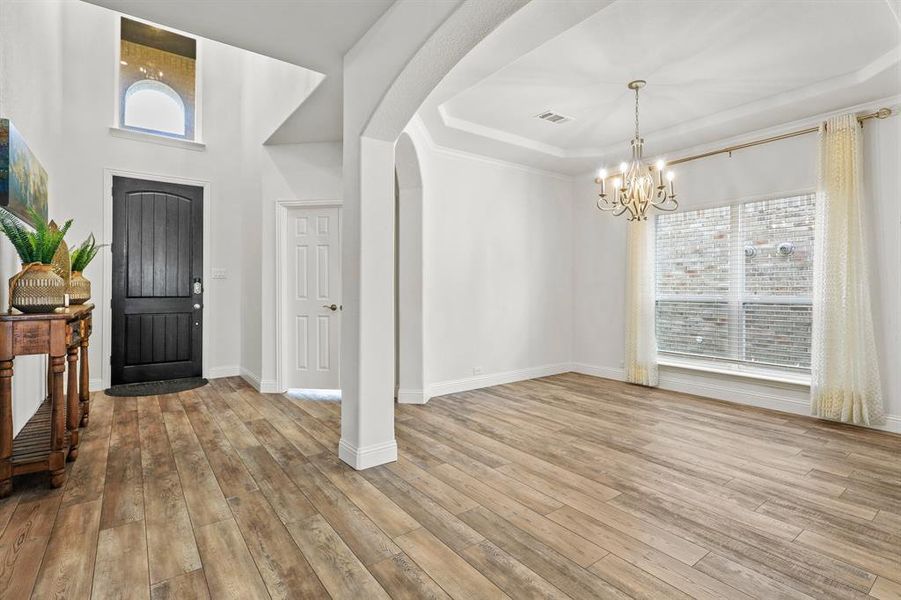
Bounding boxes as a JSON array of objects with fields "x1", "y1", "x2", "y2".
[{"x1": 286, "y1": 389, "x2": 341, "y2": 403}]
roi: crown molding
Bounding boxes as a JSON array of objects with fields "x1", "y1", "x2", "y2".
[{"x1": 406, "y1": 114, "x2": 574, "y2": 181}]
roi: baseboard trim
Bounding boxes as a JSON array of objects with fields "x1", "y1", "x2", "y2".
[
  {"x1": 259, "y1": 379, "x2": 281, "y2": 394},
  {"x1": 338, "y1": 438, "x2": 398, "y2": 470},
  {"x1": 570, "y1": 362, "x2": 901, "y2": 434},
  {"x1": 397, "y1": 388, "x2": 430, "y2": 404},
  {"x1": 884, "y1": 415, "x2": 901, "y2": 434},
  {"x1": 570, "y1": 363, "x2": 625, "y2": 381},
  {"x1": 240, "y1": 368, "x2": 262, "y2": 391},
  {"x1": 428, "y1": 362, "x2": 572, "y2": 398},
  {"x1": 208, "y1": 365, "x2": 240, "y2": 379},
  {"x1": 238, "y1": 367, "x2": 282, "y2": 394}
]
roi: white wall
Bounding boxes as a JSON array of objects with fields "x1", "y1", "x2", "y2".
[
  {"x1": 0, "y1": 0, "x2": 315, "y2": 433},
  {"x1": 572, "y1": 113, "x2": 901, "y2": 430},
  {"x1": 404, "y1": 123, "x2": 574, "y2": 398},
  {"x1": 0, "y1": 0, "x2": 65, "y2": 434},
  {"x1": 256, "y1": 126, "x2": 575, "y2": 402},
  {"x1": 249, "y1": 142, "x2": 343, "y2": 391}
]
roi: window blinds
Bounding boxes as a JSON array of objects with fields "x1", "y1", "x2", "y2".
[{"x1": 655, "y1": 194, "x2": 815, "y2": 372}]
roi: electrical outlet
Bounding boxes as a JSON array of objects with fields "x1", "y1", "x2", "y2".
[
  {"x1": 473, "y1": 366, "x2": 483, "y2": 376},
  {"x1": 211, "y1": 268, "x2": 228, "y2": 280}
]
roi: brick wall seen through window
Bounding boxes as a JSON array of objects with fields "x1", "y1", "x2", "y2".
[{"x1": 655, "y1": 193, "x2": 815, "y2": 371}]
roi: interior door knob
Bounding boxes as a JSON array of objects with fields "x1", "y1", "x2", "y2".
[{"x1": 323, "y1": 304, "x2": 338, "y2": 311}]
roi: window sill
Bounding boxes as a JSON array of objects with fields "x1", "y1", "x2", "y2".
[
  {"x1": 658, "y1": 356, "x2": 810, "y2": 387},
  {"x1": 109, "y1": 127, "x2": 206, "y2": 151}
]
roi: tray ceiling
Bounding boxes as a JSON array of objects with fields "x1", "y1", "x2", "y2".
[{"x1": 427, "y1": 0, "x2": 900, "y2": 173}]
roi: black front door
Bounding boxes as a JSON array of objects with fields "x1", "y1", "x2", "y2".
[{"x1": 111, "y1": 176, "x2": 203, "y2": 385}]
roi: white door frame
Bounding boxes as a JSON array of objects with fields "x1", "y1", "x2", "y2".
[
  {"x1": 101, "y1": 168, "x2": 212, "y2": 389},
  {"x1": 275, "y1": 199, "x2": 343, "y2": 392}
]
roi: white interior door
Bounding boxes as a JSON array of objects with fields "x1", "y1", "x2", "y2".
[{"x1": 285, "y1": 206, "x2": 341, "y2": 390}]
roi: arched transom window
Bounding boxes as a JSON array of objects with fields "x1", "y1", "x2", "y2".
[
  {"x1": 118, "y1": 17, "x2": 197, "y2": 140},
  {"x1": 123, "y1": 80, "x2": 186, "y2": 136}
]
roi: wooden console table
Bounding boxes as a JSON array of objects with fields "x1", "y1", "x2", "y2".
[{"x1": 0, "y1": 304, "x2": 93, "y2": 496}]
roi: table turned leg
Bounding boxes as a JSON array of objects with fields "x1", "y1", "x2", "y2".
[
  {"x1": 66, "y1": 346, "x2": 80, "y2": 461},
  {"x1": 79, "y1": 336, "x2": 90, "y2": 427},
  {"x1": 49, "y1": 353, "x2": 66, "y2": 488},
  {"x1": 0, "y1": 359, "x2": 13, "y2": 498}
]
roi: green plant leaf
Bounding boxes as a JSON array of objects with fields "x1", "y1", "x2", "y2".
[{"x1": 70, "y1": 233, "x2": 107, "y2": 272}]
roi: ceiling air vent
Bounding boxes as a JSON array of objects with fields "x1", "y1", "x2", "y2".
[{"x1": 535, "y1": 110, "x2": 573, "y2": 125}]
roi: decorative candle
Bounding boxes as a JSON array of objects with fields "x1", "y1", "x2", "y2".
[
  {"x1": 598, "y1": 168, "x2": 607, "y2": 195},
  {"x1": 666, "y1": 171, "x2": 675, "y2": 195},
  {"x1": 656, "y1": 159, "x2": 665, "y2": 187}
]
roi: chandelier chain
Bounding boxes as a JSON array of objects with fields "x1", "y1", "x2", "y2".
[{"x1": 634, "y1": 86, "x2": 640, "y2": 140}]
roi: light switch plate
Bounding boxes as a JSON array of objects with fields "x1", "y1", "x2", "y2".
[{"x1": 211, "y1": 268, "x2": 227, "y2": 280}]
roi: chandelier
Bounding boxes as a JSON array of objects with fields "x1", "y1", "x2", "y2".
[{"x1": 594, "y1": 80, "x2": 677, "y2": 221}]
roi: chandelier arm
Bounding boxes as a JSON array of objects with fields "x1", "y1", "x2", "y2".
[
  {"x1": 652, "y1": 195, "x2": 679, "y2": 211},
  {"x1": 654, "y1": 202, "x2": 679, "y2": 212},
  {"x1": 596, "y1": 196, "x2": 619, "y2": 211},
  {"x1": 596, "y1": 198, "x2": 610, "y2": 211},
  {"x1": 652, "y1": 187, "x2": 668, "y2": 204}
]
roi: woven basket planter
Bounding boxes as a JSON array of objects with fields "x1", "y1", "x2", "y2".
[
  {"x1": 67, "y1": 271, "x2": 91, "y2": 305},
  {"x1": 9, "y1": 264, "x2": 66, "y2": 313}
]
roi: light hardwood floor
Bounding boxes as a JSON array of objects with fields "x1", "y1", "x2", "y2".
[{"x1": 1, "y1": 373, "x2": 899, "y2": 599}]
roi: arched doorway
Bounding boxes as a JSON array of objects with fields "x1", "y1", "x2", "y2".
[
  {"x1": 394, "y1": 132, "x2": 426, "y2": 404},
  {"x1": 338, "y1": 0, "x2": 528, "y2": 469}
]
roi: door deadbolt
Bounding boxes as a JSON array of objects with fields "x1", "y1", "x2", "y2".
[{"x1": 193, "y1": 279, "x2": 203, "y2": 294}]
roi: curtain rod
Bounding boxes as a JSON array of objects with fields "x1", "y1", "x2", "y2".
[{"x1": 666, "y1": 107, "x2": 893, "y2": 168}]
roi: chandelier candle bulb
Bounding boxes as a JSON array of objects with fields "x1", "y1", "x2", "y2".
[
  {"x1": 620, "y1": 162, "x2": 628, "y2": 175},
  {"x1": 667, "y1": 170, "x2": 675, "y2": 195}
]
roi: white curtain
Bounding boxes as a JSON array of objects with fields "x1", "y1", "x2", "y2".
[
  {"x1": 624, "y1": 219, "x2": 658, "y2": 386},
  {"x1": 811, "y1": 113, "x2": 884, "y2": 426}
]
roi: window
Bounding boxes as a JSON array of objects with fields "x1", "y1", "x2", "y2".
[
  {"x1": 655, "y1": 193, "x2": 815, "y2": 373},
  {"x1": 123, "y1": 80, "x2": 186, "y2": 136},
  {"x1": 118, "y1": 17, "x2": 197, "y2": 139}
]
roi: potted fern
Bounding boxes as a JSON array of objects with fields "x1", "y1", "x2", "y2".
[
  {"x1": 0, "y1": 208, "x2": 72, "y2": 313},
  {"x1": 68, "y1": 234, "x2": 105, "y2": 304}
]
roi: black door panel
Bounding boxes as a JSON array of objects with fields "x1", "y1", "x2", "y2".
[{"x1": 112, "y1": 177, "x2": 202, "y2": 384}]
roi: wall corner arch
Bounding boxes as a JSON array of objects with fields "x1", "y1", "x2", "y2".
[{"x1": 395, "y1": 130, "x2": 428, "y2": 404}]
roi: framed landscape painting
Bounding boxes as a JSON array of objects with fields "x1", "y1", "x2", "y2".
[{"x1": 0, "y1": 118, "x2": 49, "y2": 225}]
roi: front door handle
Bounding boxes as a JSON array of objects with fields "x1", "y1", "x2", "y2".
[{"x1": 322, "y1": 304, "x2": 338, "y2": 311}]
